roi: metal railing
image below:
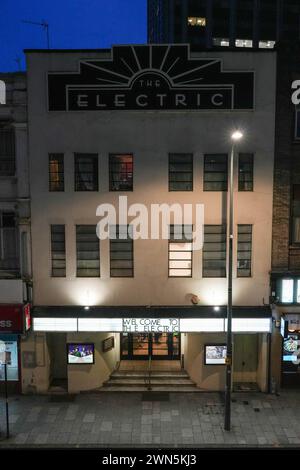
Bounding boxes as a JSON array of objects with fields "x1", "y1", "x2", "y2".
[
  {"x1": 180, "y1": 354, "x2": 185, "y2": 370},
  {"x1": 146, "y1": 355, "x2": 152, "y2": 391}
]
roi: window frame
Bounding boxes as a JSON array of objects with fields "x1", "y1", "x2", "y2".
[
  {"x1": 109, "y1": 153, "x2": 133, "y2": 192},
  {"x1": 294, "y1": 106, "x2": 300, "y2": 141},
  {"x1": 0, "y1": 127, "x2": 15, "y2": 177},
  {"x1": 110, "y1": 225, "x2": 134, "y2": 278},
  {"x1": 238, "y1": 153, "x2": 254, "y2": 192},
  {"x1": 76, "y1": 225, "x2": 100, "y2": 278},
  {"x1": 203, "y1": 224, "x2": 227, "y2": 278},
  {"x1": 168, "y1": 153, "x2": 193, "y2": 192},
  {"x1": 168, "y1": 225, "x2": 193, "y2": 278},
  {"x1": 49, "y1": 153, "x2": 64, "y2": 192},
  {"x1": 203, "y1": 154, "x2": 228, "y2": 192},
  {"x1": 50, "y1": 224, "x2": 66, "y2": 277},
  {"x1": 74, "y1": 153, "x2": 99, "y2": 192},
  {"x1": 237, "y1": 224, "x2": 252, "y2": 277}
]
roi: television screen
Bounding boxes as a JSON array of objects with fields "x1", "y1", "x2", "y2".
[
  {"x1": 204, "y1": 344, "x2": 227, "y2": 365},
  {"x1": 283, "y1": 335, "x2": 300, "y2": 362},
  {"x1": 67, "y1": 343, "x2": 95, "y2": 364}
]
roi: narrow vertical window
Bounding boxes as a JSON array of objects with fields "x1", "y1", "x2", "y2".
[
  {"x1": 169, "y1": 225, "x2": 193, "y2": 277},
  {"x1": 109, "y1": 154, "x2": 133, "y2": 191},
  {"x1": 203, "y1": 225, "x2": 226, "y2": 277},
  {"x1": 295, "y1": 107, "x2": 300, "y2": 140},
  {"x1": 169, "y1": 153, "x2": 193, "y2": 191},
  {"x1": 76, "y1": 225, "x2": 100, "y2": 277},
  {"x1": 204, "y1": 154, "x2": 228, "y2": 191},
  {"x1": 51, "y1": 225, "x2": 66, "y2": 277},
  {"x1": 110, "y1": 225, "x2": 134, "y2": 277},
  {"x1": 0, "y1": 128, "x2": 15, "y2": 176},
  {"x1": 237, "y1": 225, "x2": 252, "y2": 277},
  {"x1": 0, "y1": 212, "x2": 19, "y2": 278},
  {"x1": 49, "y1": 153, "x2": 64, "y2": 191},
  {"x1": 292, "y1": 184, "x2": 300, "y2": 244},
  {"x1": 281, "y1": 279, "x2": 294, "y2": 304},
  {"x1": 74, "y1": 154, "x2": 98, "y2": 191},
  {"x1": 238, "y1": 153, "x2": 253, "y2": 191}
]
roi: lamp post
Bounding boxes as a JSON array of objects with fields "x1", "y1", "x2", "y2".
[{"x1": 224, "y1": 130, "x2": 243, "y2": 432}]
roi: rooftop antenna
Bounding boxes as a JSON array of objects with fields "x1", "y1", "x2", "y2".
[{"x1": 22, "y1": 19, "x2": 50, "y2": 49}]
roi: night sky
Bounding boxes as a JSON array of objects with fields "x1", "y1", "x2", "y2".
[{"x1": 0, "y1": 0, "x2": 147, "y2": 72}]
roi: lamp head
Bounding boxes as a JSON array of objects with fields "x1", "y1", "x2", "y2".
[{"x1": 231, "y1": 130, "x2": 243, "y2": 141}]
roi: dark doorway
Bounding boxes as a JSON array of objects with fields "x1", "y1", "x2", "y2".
[
  {"x1": 121, "y1": 333, "x2": 180, "y2": 360},
  {"x1": 47, "y1": 333, "x2": 68, "y2": 390}
]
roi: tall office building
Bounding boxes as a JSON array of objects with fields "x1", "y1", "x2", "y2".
[{"x1": 148, "y1": 0, "x2": 300, "y2": 48}]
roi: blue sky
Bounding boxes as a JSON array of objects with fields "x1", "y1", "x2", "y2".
[{"x1": 0, "y1": 0, "x2": 147, "y2": 72}]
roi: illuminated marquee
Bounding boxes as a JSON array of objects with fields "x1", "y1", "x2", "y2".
[
  {"x1": 48, "y1": 45, "x2": 254, "y2": 111},
  {"x1": 122, "y1": 318, "x2": 180, "y2": 333}
]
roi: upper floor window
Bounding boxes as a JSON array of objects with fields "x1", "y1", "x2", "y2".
[
  {"x1": 277, "y1": 278, "x2": 300, "y2": 304},
  {"x1": 169, "y1": 225, "x2": 193, "y2": 277},
  {"x1": 109, "y1": 154, "x2": 133, "y2": 191},
  {"x1": 110, "y1": 225, "x2": 134, "y2": 277},
  {"x1": 0, "y1": 212, "x2": 19, "y2": 278},
  {"x1": 0, "y1": 128, "x2": 15, "y2": 176},
  {"x1": 292, "y1": 184, "x2": 300, "y2": 244},
  {"x1": 204, "y1": 154, "x2": 228, "y2": 191},
  {"x1": 203, "y1": 225, "x2": 226, "y2": 277},
  {"x1": 169, "y1": 153, "x2": 193, "y2": 191},
  {"x1": 50, "y1": 225, "x2": 66, "y2": 277},
  {"x1": 74, "y1": 153, "x2": 98, "y2": 191},
  {"x1": 76, "y1": 225, "x2": 100, "y2": 277},
  {"x1": 49, "y1": 153, "x2": 64, "y2": 191},
  {"x1": 188, "y1": 17, "x2": 206, "y2": 27},
  {"x1": 239, "y1": 153, "x2": 253, "y2": 191},
  {"x1": 237, "y1": 225, "x2": 252, "y2": 277}
]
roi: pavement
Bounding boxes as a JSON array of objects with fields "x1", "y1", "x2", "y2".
[{"x1": 0, "y1": 390, "x2": 300, "y2": 448}]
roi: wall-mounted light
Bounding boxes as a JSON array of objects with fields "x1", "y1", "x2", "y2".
[
  {"x1": 84, "y1": 306, "x2": 90, "y2": 311},
  {"x1": 214, "y1": 306, "x2": 220, "y2": 312}
]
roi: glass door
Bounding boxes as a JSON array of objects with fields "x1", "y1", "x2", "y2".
[{"x1": 121, "y1": 333, "x2": 180, "y2": 360}]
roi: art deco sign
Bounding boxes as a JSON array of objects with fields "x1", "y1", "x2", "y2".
[
  {"x1": 48, "y1": 44, "x2": 254, "y2": 111},
  {"x1": 122, "y1": 318, "x2": 180, "y2": 333}
]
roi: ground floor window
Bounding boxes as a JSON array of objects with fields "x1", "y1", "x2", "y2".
[{"x1": 0, "y1": 334, "x2": 19, "y2": 381}]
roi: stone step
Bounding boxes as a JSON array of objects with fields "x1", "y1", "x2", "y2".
[
  {"x1": 111, "y1": 372, "x2": 189, "y2": 379},
  {"x1": 104, "y1": 378, "x2": 195, "y2": 386},
  {"x1": 98, "y1": 385, "x2": 200, "y2": 392}
]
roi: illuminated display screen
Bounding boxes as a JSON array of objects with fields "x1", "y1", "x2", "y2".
[
  {"x1": 204, "y1": 344, "x2": 227, "y2": 365},
  {"x1": 67, "y1": 343, "x2": 95, "y2": 365},
  {"x1": 283, "y1": 335, "x2": 300, "y2": 363}
]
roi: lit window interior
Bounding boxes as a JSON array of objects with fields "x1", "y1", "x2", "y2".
[{"x1": 188, "y1": 17, "x2": 206, "y2": 27}]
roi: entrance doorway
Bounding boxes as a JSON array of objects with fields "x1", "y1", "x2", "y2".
[
  {"x1": 121, "y1": 333, "x2": 180, "y2": 360},
  {"x1": 233, "y1": 334, "x2": 259, "y2": 391},
  {"x1": 47, "y1": 333, "x2": 68, "y2": 390}
]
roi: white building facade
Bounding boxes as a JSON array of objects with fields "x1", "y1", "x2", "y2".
[{"x1": 24, "y1": 45, "x2": 276, "y2": 394}]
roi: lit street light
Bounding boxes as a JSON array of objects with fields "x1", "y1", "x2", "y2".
[{"x1": 224, "y1": 130, "x2": 244, "y2": 432}]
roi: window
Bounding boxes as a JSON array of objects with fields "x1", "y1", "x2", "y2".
[
  {"x1": 50, "y1": 225, "x2": 66, "y2": 277},
  {"x1": 295, "y1": 107, "x2": 300, "y2": 140},
  {"x1": 109, "y1": 154, "x2": 133, "y2": 191},
  {"x1": 235, "y1": 39, "x2": 253, "y2": 48},
  {"x1": 237, "y1": 225, "x2": 252, "y2": 277},
  {"x1": 203, "y1": 225, "x2": 226, "y2": 277},
  {"x1": 239, "y1": 153, "x2": 253, "y2": 191},
  {"x1": 110, "y1": 225, "x2": 134, "y2": 277},
  {"x1": 0, "y1": 212, "x2": 19, "y2": 278},
  {"x1": 76, "y1": 225, "x2": 100, "y2": 277},
  {"x1": 292, "y1": 184, "x2": 300, "y2": 244},
  {"x1": 188, "y1": 17, "x2": 206, "y2": 27},
  {"x1": 74, "y1": 154, "x2": 98, "y2": 191},
  {"x1": 204, "y1": 154, "x2": 227, "y2": 191},
  {"x1": 49, "y1": 154, "x2": 64, "y2": 191},
  {"x1": 169, "y1": 153, "x2": 193, "y2": 191},
  {"x1": 169, "y1": 225, "x2": 193, "y2": 277},
  {"x1": 281, "y1": 279, "x2": 294, "y2": 303},
  {"x1": 0, "y1": 128, "x2": 15, "y2": 176}
]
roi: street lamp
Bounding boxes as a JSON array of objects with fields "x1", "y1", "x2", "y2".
[{"x1": 224, "y1": 130, "x2": 244, "y2": 432}]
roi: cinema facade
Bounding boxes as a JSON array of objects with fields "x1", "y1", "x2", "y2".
[{"x1": 22, "y1": 45, "x2": 275, "y2": 394}]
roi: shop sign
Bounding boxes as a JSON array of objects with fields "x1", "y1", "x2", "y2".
[
  {"x1": 0, "y1": 305, "x2": 23, "y2": 333},
  {"x1": 122, "y1": 318, "x2": 180, "y2": 333},
  {"x1": 48, "y1": 45, "x2": 254, "y2": 111}
]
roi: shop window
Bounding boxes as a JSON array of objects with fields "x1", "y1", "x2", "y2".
[
  {"x1": 74, "y1": 153, "x2": 98, "y2": 191},
  {"x1": 169, "y1": 153, "x2": 193, "y2": 191},
  {"x1": 50, "y1": 225, "x2": 66, "y2": 277},
  {"x1": 292, "y1": 184, "x2": 300, "y2": 244},
  {"x1": 237, "y1": 225, "x2": 252, "y2": 277},
  {"x1": 297, "y1": 279, "x2": 300, "y2": 303},
  {"x1": 187, "y1": 17, "x2": 206, "y2": 27},
  {"x1": 76, "y1": 225, "x2": 100, "y2": 277},
  {"x1": 109, "y1": 154, "x2": 133, "y2": 191},
  {"x1": 213, "y1": 38, "x2": 229, "y2": 47},
  {"x1": 110, "y1": 225, "x2": 134, "y2": 277},
  {"x1": 204, "y1": 154, "x2": 228, "y2": 191},
  {"x1": 0, "y1": 335, "x2": 19, "y2": 381},
  {"x1": 281, "y1": 279, "x2": 294, "y2": 303},
  {"x1": 0, "y1": 212, "x2": 19, "y2": 278},
  {"x1": 295, "y1": 107, "x2": 300, "y2": 140},
  {"x1": 49, "y1": 153, "x2": 64, "y2": 191},
  {"x1": 203, "y1": 225, "x2": 226, "y2": 277},
  {"x1": 259, "y1": 40, "x2": 275, "y2": 49},
  {"x1": 238, "y1": 153, "x2": 253, "y2": 191},
  {"x1": 0, "y1": 128, "x2": 15, "y2": 176},
  {"x1": 235, "y1": 39, "x2": 253, "y2": 48},
  {"x1": 169, "y1": 225, "x2": 193, "y2": 277}
]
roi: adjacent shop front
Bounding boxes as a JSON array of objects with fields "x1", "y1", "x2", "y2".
[{"x1": 0, "y1": 303, "x2": 31, "y2": 393}]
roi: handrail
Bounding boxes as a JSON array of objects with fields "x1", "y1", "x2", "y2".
[
  {"x1": 147, "y1": 355, "x2": 152, "y2": 391},
  {"x1": 114, "y1": 360, "x2": 120, "y2": 372},
  {"x1": 180, "y1": 354, "x2": 184, "y2": 370}
]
